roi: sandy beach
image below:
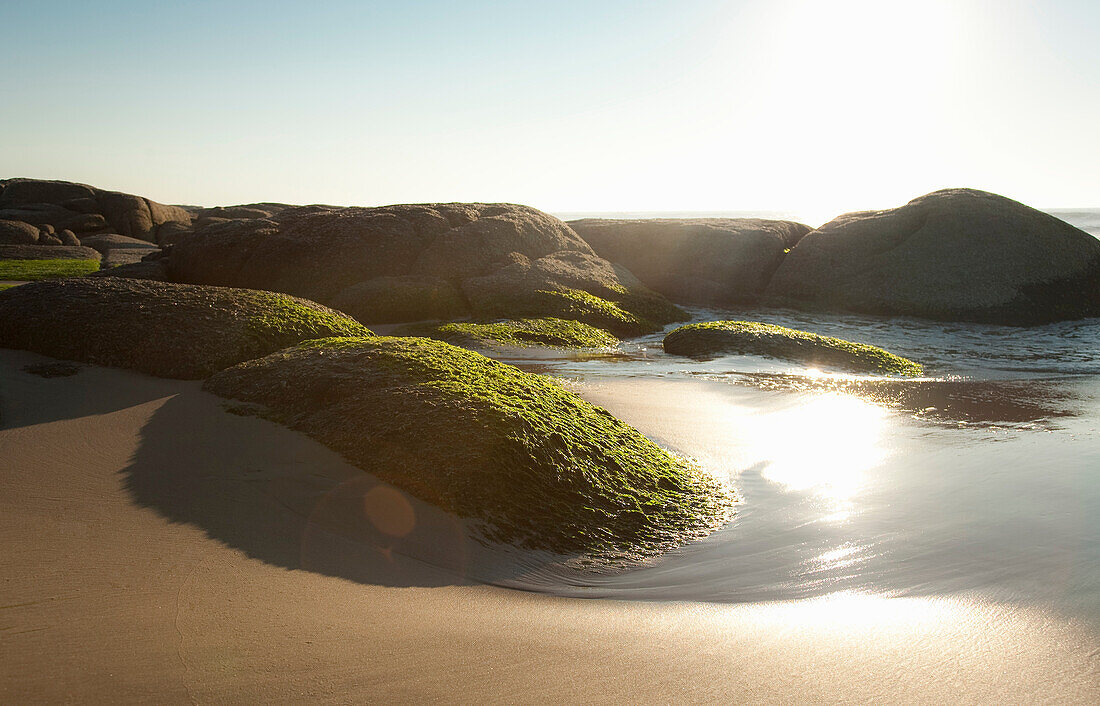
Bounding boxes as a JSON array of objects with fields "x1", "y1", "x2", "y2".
[{"x1": 2, "y1": 348, "x2": 1098, "y2": 703}]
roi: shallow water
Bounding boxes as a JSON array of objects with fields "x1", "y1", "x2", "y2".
[{"x1": 497, "y1": 210, "x2": 1100, "y2": 627}]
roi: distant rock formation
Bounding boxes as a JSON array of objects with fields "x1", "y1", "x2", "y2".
[
  {"x1": 168, "y1": 203, "x2": 685, "y2": 331},
  {"x1": 765, "y1": 189, "x2": 1100, "y2": 325},
  {"x1": 568, "y1": 218, "x2": 811, "y2": 307},
  {"x1": 0, "y1": 278, "x2": 371, "y2": 378},
  {"x1": 0, "y1": 178, "x2": 191, "y2": 244}
]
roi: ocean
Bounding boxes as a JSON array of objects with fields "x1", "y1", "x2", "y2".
[{"x1": 501, "y1": 209, "x2": 1100, "y2": 629}]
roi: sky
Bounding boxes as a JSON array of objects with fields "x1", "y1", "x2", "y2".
[{"x1": 2, "y1": 0, "x2": 1098, "y2": 223}]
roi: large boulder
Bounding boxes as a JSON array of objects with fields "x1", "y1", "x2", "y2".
[
  {"x1": 569, "y1": 218, "x2": 811, "y2": 307},
  {"x1": 765, "y1": 189, "x2": 1100, "y2": 325},
  {"x1": 0, "y1": 278, "x2": 371, "y2": 379},
  {"x1": 168, "y1": 203, "x2": 683, "y2": 332},
  {"x1": 0, "y1": 178, "x2": 192, "y2": 245},
  {"x1": 204, "y1": 336, "x2": 735, "y2": 556},
  {"x1": 0, "y1": 220, "x2": 41, "y2": 245}
]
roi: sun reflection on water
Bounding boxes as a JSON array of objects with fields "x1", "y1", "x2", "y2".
[{"x1": 741, "y1": 390, "x2": 889, "y2": 511}]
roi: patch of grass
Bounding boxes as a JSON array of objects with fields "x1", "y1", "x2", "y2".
[
  {"x1": 663, "y1": 320, "x2": 923, "y2": 376},
  {"x1": 0, "y1": 259, "x2": 100, "y2": 281},
  {"x1": 395, "y1": 317, "x2": 618, "y2": 349},
  {"x1": 207, "y1": 336, "x2": 736, "y2": 559},
  {"x1": 0, "y1": 284, "x2": 18, "y2": 292}
]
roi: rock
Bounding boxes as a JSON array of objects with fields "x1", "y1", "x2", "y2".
[
  {"x1": 96, "y1": 191, "x2": 154, "y2": 240},
  {"x1": 0, "y1": 244, "x2": 100, "y2": 260},
  {"x1": 0, "y1": 179, "x2": 95, "y2": 207},
  {"x1": 0, "y1": 278, "x2": 372, "y2": 379},
  {"x1": 196, "y1": 205, "x2": 276, "y2": 220},
  {"x1": 0, "y1": 179, "x2": 191, "y2": 244},
  {"x1": 461, "y1": 250, "x2": 685, "y2": 336},
  {"x1": 395, "y1": 317, "x2": 619, "y2": 349},
  {"x1": 765, "y1": 189, "x2": 1100, "y2": 325},
  {"x1": 0, "y1": 220, "x2": 40, "y2": 245},
  {"x1": 102, "y1": 247, "x2": 162, "y2": 268},
  {"x1": 57, "y1": 229, "x2": 81, "y2": 246},
  {"x1": 168, "y1": 203, "x2": 681, "y2": 333},
  {"x1": 37, "y1": 232, "x2": 63, "y2": 246},
  {"x1": 80, "y1": 233, "x2": 161, "y2": 255},
  {"x1": 663, "y1": 321, "x2": 923, "y2": 376},
  {"x1": 569, "y1": 218, "x2": 811, "y2": 306},
  {"x1": 154, "y1": 221, "x2": 193, "y2": 246},
  {"x1": 203, "y1": 336, "x2": 735, "y2": 556},
  {"x1": 86, "y1": 260, "x2": 169, "y2": 281},
  {"x1": 330, "y1": 275, "x2": 468, "y2": 323}
]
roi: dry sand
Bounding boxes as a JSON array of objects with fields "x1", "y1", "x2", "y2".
[{"x1": 1, "y1": 348, "x2": 1098, "y2": 703}]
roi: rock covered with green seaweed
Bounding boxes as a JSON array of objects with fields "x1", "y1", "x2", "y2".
[
  {"x1": 664, "y1": 320, "x2": 923, "y2": 376},
  {"x1": 204, "y1": 336, "x2": 736, "y2": 558},
  {"x1": 0, "y1": 278, "x2": 371, "y2": 379}
]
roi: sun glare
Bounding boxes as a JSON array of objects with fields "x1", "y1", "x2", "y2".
[{"x1": 741, "y1": 392, "x2": 889, "y2": 509}]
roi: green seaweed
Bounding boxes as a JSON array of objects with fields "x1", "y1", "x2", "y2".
[
  {"x1": 0, "y1": 259, "x2": 100, "y2": 281},
  {"x1": 207, "y1": 336, "x2": 736, "y2": 559},
  {"x1": 245, "y1": 292, "x2": 374, "y2": 346},
  {"x1": 663, "y1": 320, "x2": 924, "y2": 376},
  {"x1": 395, "y1": 317, "x2": 618, "y2": 349}
]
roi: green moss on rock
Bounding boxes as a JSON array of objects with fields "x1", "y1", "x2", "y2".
[
  {"x1": 395, "y1": 317, "x2": 619, "y2": 349},
  {"x1": 663, "y1": 320, "x2": 923, "y2": 376},
  {"x1": 519, "y1": 288, "x2": 659, "y2": 337},
  {"x1": 204, "y1": 336, "x2": 736, "y2": 558},
  {"x1": 0, "y1": 258, "x2": 100, "y2": 280},
  {"x1": 0, "y1": 278, "x2": 374, "y2": 379}
]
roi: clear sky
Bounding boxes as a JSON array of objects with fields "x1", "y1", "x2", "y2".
[{"x1": 2, "y1": 0, "x2": 1098, "y2": 222}]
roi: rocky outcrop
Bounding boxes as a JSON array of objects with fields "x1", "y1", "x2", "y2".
[
  {"x1": 663, "y1": 321, "x2": 923, "y2": 376},
  {"x1": 568, "y1": 218, "x2": 811, "y2": 307},
  {"x1": 0, "y1": 278, "x2": 371, "y2": 379},
  {"x1": 765, "y1": 189, "x2": 1100, "y2": 325},
  {"x1": 204, "y1": 336, "x2": 735, "y2": 557},
  {"x1": 0, "y1": 244, "x2": 101, "y2": 260},
  {"x1": 79, "y1": 233, "x2": 161, "y2": 267},
  {"x1": 0, "y1": 178, "x2": 192, "y2": 245},
  {"x1": 168, "y1": 203, "x2": 684, "y2": 332},
  {"x1": 0, "y1": 220, "x2": 41, "y2": 245}
]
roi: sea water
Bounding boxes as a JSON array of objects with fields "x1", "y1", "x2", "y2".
[{"x1": 504, "y1": 210, "x2": 1100, "y2": 628}]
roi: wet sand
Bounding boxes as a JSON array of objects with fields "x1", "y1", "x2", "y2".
[{"x1": 2, "y1": 349, "x2": 1098, "y2": 703}]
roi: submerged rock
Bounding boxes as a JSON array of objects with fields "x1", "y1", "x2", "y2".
[
  {"x1": 396, "y1": 317, "x2": 619, "y2": 349},
  {"x1": 569, "y1": 218, "x2": 811, "y2": 307},
  {"x1": 663, "y1": 321, "x2": 923, "y2": 376},
  {"x1": 204, "y1": 336, "x2": 735, "y2": 557},
  {"x1": 0, "y1": 278, "x2": 371, "y2": 379},
  {"x1": 167, "y1": 203, "x2": 683, "y2": 334},
  {"x1": 765, "y1": 189, "x2": 1100, "y2": 325}
]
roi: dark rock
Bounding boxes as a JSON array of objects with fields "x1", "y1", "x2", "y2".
[
  {"x1": 37, "y1": 232, "x2": 63, "y2": 246},
  {"x1": 57, "y1": 229, "x2": 81, "y2": 246},
  {"x1": 168, "y1": 203, "x2": 680, "y2": 332},
  {"x1": 204, "y1": 336, "x2": 735, "y2": 556},
  {"x1": 569, "y1": 218, "x2": 811, "y2": 306},
  {"x1": 86, "y1": 259, "x2": 169, "y2": 281},
  {"x1": 766, "y1": 189, "x2": 1100, "y2": 325},
  {"x1": 0, "y1": 278, "x2": 372, "y2": 379},
  {"x1": 0, "y1": 179, "x2": 191, "y2": 244},
  {"x1": 80, "y1": 233, "x2": 160, "y2": 255},
  {"x1": 0, "y1": 220, "x2": 40, "y2": 245},
  {"x1": 0, "y1": 179, "x2": 95, "y2": 207},
  {"x1": 0, "y1": 244, "x2": 100, "y2": 260},
  {"x1": 330, "y1": 275, "x2": 468, "y2": 323}
]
